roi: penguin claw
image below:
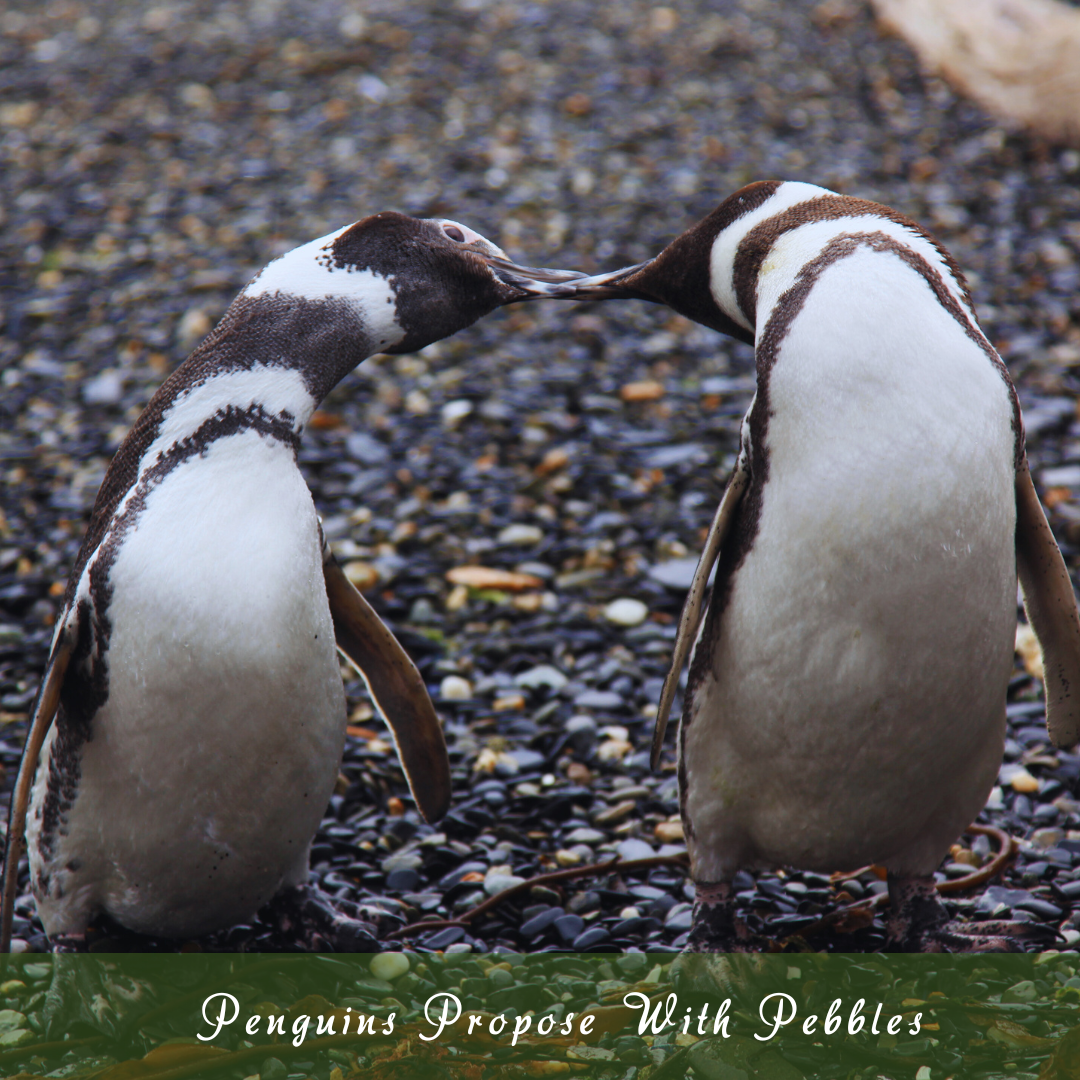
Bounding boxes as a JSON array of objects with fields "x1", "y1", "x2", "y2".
[
  {"x1": 895, "y1": 919, "x2": 1056, "y2": 953},
  {"x1": 884, "y1": 871, "x2": 1058, "y2": 952},
  {"x1": 264, "y1": 885, "x2": 381, "y2": 952}
]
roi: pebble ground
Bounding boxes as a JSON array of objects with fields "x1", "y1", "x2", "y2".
[{"x1": 3, "y1": 0, "x2": 1080, "y2": 954}]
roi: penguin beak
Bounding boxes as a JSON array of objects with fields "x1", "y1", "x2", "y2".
[
  {"x1": 484, "y1": 256, "x2": 590, "y2": 300},
  {"x1": 565, "y1": 262, "x2": 654, "y2": 300}
]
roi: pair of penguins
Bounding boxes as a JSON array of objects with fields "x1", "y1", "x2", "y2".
[{"x1": 4, "y1": 180, "x2": 1080, "y2": 955}]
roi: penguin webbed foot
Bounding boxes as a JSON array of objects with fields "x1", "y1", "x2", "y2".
[
  {"x1": 263, "y1": 885, "x2": 381, "y2": 952},
  {"x1": 885, "y1": 873, "x2": 1055, "y2": 952},
  {"x1": 685, "y1": 881, "x2": 764, "y2": 954}
]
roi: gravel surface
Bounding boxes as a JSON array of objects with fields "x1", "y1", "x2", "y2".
[{"x1": 3, "y1": 0, "x2": 1080, "y2": 953}]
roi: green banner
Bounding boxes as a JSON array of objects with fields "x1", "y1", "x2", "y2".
[{"x1": 0, "y1": 952, "x2": 1076, "y2": 1079}]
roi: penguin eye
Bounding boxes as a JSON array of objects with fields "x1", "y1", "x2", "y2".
[{"x1": 443, "y1": 226, "x2": 466, "y2": 242}]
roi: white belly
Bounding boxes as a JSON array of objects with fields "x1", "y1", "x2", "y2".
[
  {"x1": 683, "y1": 253, "x2": 1017, "y2": 881},
  {"x1": 29, "y1": 431, "x2": 345, "y2": 937}
]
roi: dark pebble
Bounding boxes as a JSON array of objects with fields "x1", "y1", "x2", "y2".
[
  {"x1": 572, "y1": 927, "x2": 611, "y2": 950},
  {"x1": 520, "y1": 907, "x2": 563, "y2": 938},
  {"x1": 422, "y1": 927, "x2": 466, "y2": 950},
  {"x1": 386, "y1": 869, "x2": 421, "y2": 892},
  {"x1": 610, "y1": 916, "x2": 658, "y2": 937},
  {"x1": 554, "y1": 914, "x2": 586, "y2": 942}
]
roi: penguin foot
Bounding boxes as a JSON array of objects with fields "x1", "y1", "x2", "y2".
[
  {"x1": 264, "y1": 886, "x2": 380, "y2": 952},
  {"x1": 685, "y1": 880, "x2": 762, "y2": 953},
  {"x1": 884, "y1": 873, "x2": 1055, "y2": 952},
  {"x1": 50, "y1": 932, "x2": 90, "y2": 953}
]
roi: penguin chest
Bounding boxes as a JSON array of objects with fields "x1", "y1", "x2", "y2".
[
  {"x1": 31, "y1": 430, "x2": 345, "y2": 937},
  {"x1": 682, "y1": 259, "x2": 1017, "y2": 879}
]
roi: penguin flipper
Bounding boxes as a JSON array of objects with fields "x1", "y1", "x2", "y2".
[
  {"x1": 1, "y1": 620, "x2": 76, "y2": 952},
  {"x1": 322, "y1": 551, "x2": 451, "y2": 823},
  {"x1": 651, "y1": 456, "x2": 751, "y2": 769},
  {"x1": 1015, "y1": 457, "x2": 1080, "y2": 749}
]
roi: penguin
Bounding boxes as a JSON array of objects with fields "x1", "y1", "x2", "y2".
[
  {"x1": 567, "y1": 180, "x2": 1080, "y2": 950},
  {"x1": 2, "y1": 212, "x2": 581, "y2": 950}
]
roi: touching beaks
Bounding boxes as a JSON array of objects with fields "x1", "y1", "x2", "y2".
[
  {"x1": 566, "y1": 262, "x2": 653, "y2": 300},
  {"x1": 483, "y1": 254, "x2": 658, "y2": 303},
  {"x1": 485, "y1": 256, "x2": 590, "y2": 300}
]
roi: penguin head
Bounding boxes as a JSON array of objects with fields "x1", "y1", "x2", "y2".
[
  {"x1": 567, "y1": 182, "x2": 794, "y2": 347},
  {"x1": 327, "y1": 212, "x2": 584, "y2": 354},
  {"x1": 569, "y1": 179, "x2": 973, "y2": 350},
  {"x1": 243, "y1": 211, "x2": 585, "y2": 357}
]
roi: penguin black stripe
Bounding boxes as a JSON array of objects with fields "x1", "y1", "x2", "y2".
[{"x1": 729, "y1": 194, "x2": 977, "y2": 326}]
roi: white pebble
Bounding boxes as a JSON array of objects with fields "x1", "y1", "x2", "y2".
[
  {"x1": 441, "y1": 399, "x2": 473, "y2": 428},
  {"x1": 369, "y1": 952, "x2": 410, "y2": 981},
  {"x1": 514, "y1": 664, "x2": 568, "y2": 691},
  {"x1": 604, "y1": 597, "x2": 648, "y2": 627},
  {"x1": 440, "y1": 675, "x2": 473, "y2": 700},
  {"x1": 484, "y1": 872, "x2": 525, "y2": 896},
  {"x1": 498, "y1": 523, "x2": 543, "y2": 546},
  {"x1": 83, "y1": 369, "x2": 124, "y2": 406}
]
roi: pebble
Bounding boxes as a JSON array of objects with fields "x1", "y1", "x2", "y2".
[
  {"x1": 1033, "y1": 828, "x2": 1066, "y2": 848},
  {"x1": 617, "y1": 839, "x2": 655, "y2": 861},
  {"x1": 664, "y1": 904, "x2": 694, "y2": 932},
  {"x1": 445, "y1": 566, "x2": 543, "y2": 591},
  {"x1": 342, "y1": 561, "x2": 379, "y2": 592},
  {"x1": 564, "y1": 714, "x2": 598, "y2": 754},
  {"x1": 386, "y1": 869, "x2": 421, "y2": 892},
  {"x1": 441, "y1": 399, "x2": 473, "y2": 428},
  {"x1": 593, "y1": 800, "x2": 637, "y2": 825},
  {"x1": 597, "y1": 739, "x2": 634, "y2": 762},
  {"x1": 572, "y1": 927, "x2": 611, "y2": 950},
  {"x1": 620, "y1": 380, "x2": 665, "y2": 402},
  {"x1": 423, "y1": 927, "x2": 465, "y2": 950},
  {"x1": 603, "y1": 598, "x2": 649, "y2": 627},
  {"x1": 554, "y1": 914, "x2": 585, "y2": 942},
  {"x1": 648, "y1": 558, "x2": 700, "y2": 590},
  {"x1": 483, "y1": 872, "x2": 525, "y2": 896},
  {"x1": 369, "y1": 953, "x2": 410, "y2": 981},
  {"x1": 574, "y1": 689, "x2": 625, "y2": 710},
  {"x1": 439, "y1": 676, "x2": 473, "y2": 701},
  {"x1": 1002, "y1": 764, "x2": 1041, "y2": 793},
  {"x1": 654, "y1": 819, "x2": 685, "y2": 843},
  {"x1": 564, "y1": 827, "x2": 606, "y2": 845},
  {"x1": 520, "y1": 907, "x2": 563, "y2": 937},
  {"x1": 515, "y1": 665, "x2": 569, "y2": 691},
  {"x1": 497, "y1": 523, "x2": 544, "y2": 546}
]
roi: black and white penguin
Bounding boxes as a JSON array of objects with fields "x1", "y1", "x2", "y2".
[
  {"x1": 2, "y1": 213, "x2": 579, "y2": 949},
  {"x1": 570, "y1": 180, "x2": 1080, "y2": 950}
]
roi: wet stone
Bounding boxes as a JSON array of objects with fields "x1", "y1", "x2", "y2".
[
  {"x1": 554, "y1": 914, "x2": 585, "y2": 942},
  {"x1": 564, "y1": 828, "x2": 606, "y2": 845},
  {"x1": 617, "y1": 839, "x2": 655, "y2": 861},
  {"x1": 520, "y1": 907, "x2": 563, "y2": 938},
  {"x1": 572, "y1": 926, "x2": 611, "y2": 950}
]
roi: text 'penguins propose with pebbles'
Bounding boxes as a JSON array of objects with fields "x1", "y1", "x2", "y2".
[
  {"x1": 1, "y1": 213, "x2": 580, "y2": 951},
  {"x1": 571, "y1": 180, "x2": 1080, "y2": 951}
]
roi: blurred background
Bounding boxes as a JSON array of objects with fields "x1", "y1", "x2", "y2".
[{"x1": 2, "y1": 0, "x2": 1080, "y2": 953}]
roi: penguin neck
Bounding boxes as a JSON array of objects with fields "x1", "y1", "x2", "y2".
[{"x1": 179, "y1": 290, "x2": 382, "y2": 428}]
